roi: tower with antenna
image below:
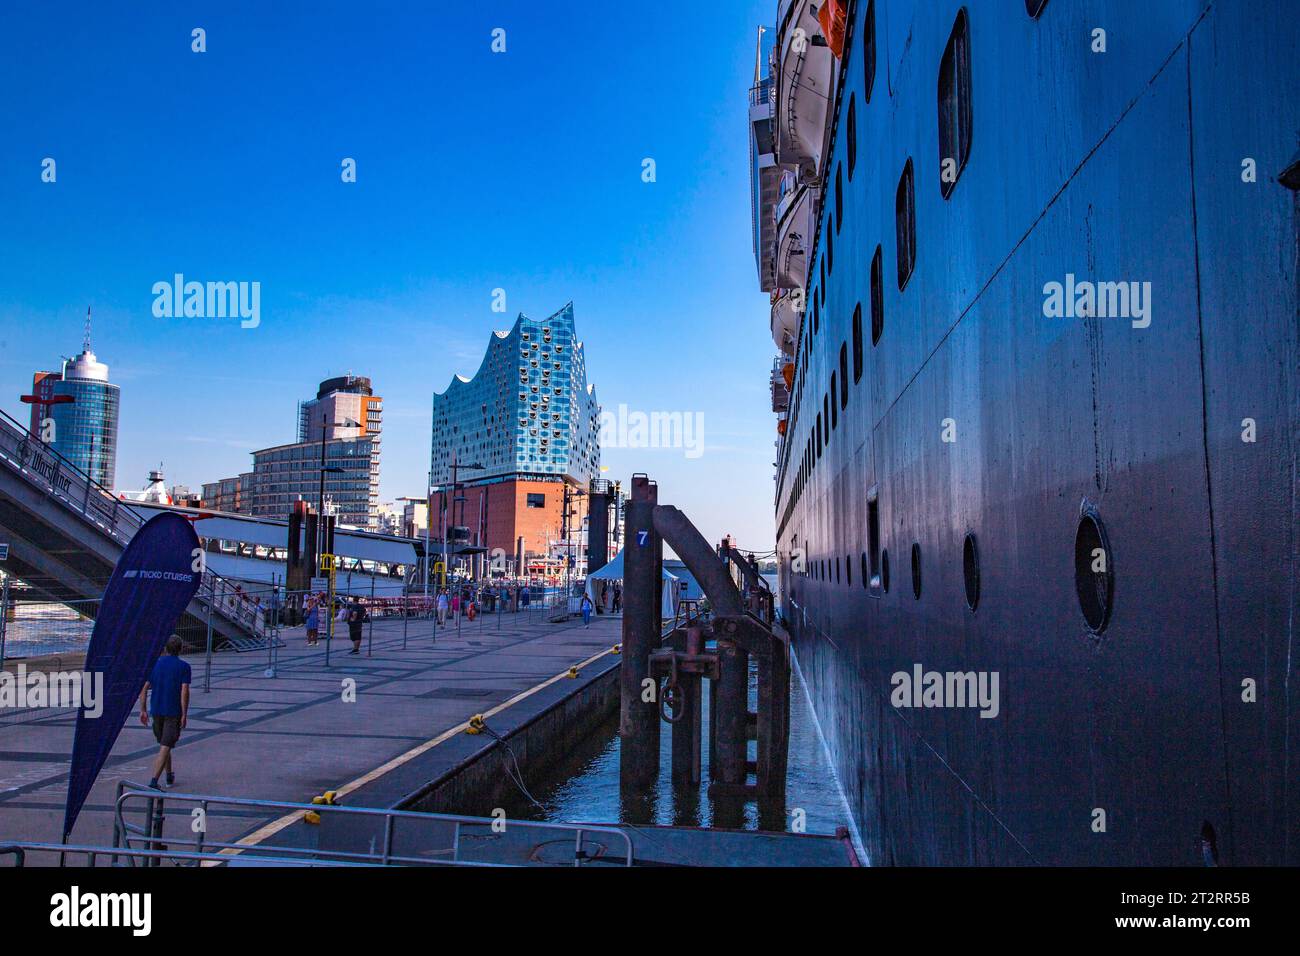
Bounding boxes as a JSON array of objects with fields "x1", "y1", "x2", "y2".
[{"x1": 37, "y1": 306, "x2": 122, "y2": 488}]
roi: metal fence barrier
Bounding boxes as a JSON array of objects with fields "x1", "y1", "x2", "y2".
[{"x1": 108, "y1": 781, "x2": 634, "y2": 867}]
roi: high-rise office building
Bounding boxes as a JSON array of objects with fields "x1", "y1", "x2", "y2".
[
  {"x1": 38, "y1": 313, "x2": 121, "y2": 488},
  {"x1": 239, "y1": 376, "x2": 383, "y2": 529},
  {"x1": 248, "y1": 436, "x2": 376, "y2": 528},
  {"x1": 430, "y1": 302, "x2": 600, "y2": 571},
  {"x1": 200, "y1": 376, "x2": 383, "y2": 528},
  {"x1": 298, "y1": 375, "x2": 383, "y2": 449}
]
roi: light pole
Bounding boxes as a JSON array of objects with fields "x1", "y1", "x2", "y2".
[
  {"x1": 562, "y1": 484, "x2": 586, "y2": 613},
  {"x1": 423, "y1": 471, "x2": 432, "y2": 600},
  {"x1": 18, "y1": 392, "x2": 75, "y2": 442},
  {"x1": 433, "y1": 455, "x2": 483, "y2": 592}
]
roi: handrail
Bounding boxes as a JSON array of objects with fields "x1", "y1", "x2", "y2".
[
  {"x1": 2, "y1": 840, "x2": 383, "y2": 868},
  {"x1": 0, "y1": 409, "x2": 267, "y2": 641},
  {"x1": 0, "y1": 845, "x2": 25, "y2": 866},
  {"x1": 112, "y1": 780, "x2": 635, "y2": 867}
]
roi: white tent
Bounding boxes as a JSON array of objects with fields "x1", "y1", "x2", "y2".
[{"x1": 585, "y1": 548, "x2": 679, "y2": 619}]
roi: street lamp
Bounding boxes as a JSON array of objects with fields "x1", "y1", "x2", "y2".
[
  {"x1": 19, "y1": 392, "x2": 75, "y2": 447},
  {"x1": 431, "y1": 455, "x2": 483, "y2": 592},
  {"x1": 562, "y1": 484, "x2": 587, "y2": 611}
]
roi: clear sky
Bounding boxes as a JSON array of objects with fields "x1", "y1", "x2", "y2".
[{"x1": 0, "y1": 0, "x2": 777, "y2": 554}]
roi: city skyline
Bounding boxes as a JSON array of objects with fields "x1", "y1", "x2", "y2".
[{"x1": 0, "y1": 1, "x2": 778, "y2": 553}]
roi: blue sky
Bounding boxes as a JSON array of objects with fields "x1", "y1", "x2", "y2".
[{"x1": 0, "y1": 0, "x2": 777, "y2": 552}]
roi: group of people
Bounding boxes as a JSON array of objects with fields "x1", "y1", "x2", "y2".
[
  {"x1": 434, "y1": 588, "x2": 466, "y2": 625},
  {"x1": 595, "y1": 581, "x2": 623, "y2": 613},
  {"x1": 303, "y1": 592, "x2": 370, "y2": 655}
]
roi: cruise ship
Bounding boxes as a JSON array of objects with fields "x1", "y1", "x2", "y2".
[{"x1": 751, "y1": 0, "x2": 1299, "y2": 865}]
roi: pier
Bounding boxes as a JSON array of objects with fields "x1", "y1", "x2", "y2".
[
  {"x1": 0, "y1": 610, "x2": 850, "y2": 866},
  {"x1": 1, "y1": 612, "x2": 619, "y2": 852}
]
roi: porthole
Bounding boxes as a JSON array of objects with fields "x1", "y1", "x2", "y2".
[
  {"x1": 1074, "y1": 510, "x2": 1114, "y2": 633},
  {"x1": 847, "y1": 95, "x2": 857, "y2": 180},
  {"x1": 862, "y1": 0, "x2": 877, "y2": 102},
  {"x1": 846, "y1": 555, "x2": 852, "y2": 587},
  {"x1": 896, "y1": 160, "x2": 916, "y2": 290},
  {"x1": 911, "y1": 543, "x2": 922, "y2": 599},
  {"x1": 852, "y1": 303, "x2": 864, "y2": 381},
  {"x1": 839, "y1": 344, "x2": 849, "y2": 408},
  {"x1": 937, "y1": 8, "x2": 972, "y2": 199},
  {"x1": 962, "y1": 533, "x2": 980, "y2": 610},
  {"x1": 870, "y1": 245, "x2": 884, "y2": 346},
  {"x1": 835, "y1": 163, "x2": 844, "y2": 233}
]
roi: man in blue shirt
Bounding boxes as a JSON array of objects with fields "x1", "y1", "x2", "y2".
[{"x1": 138, "y1": 635, "x2": 192, "y2": 789}]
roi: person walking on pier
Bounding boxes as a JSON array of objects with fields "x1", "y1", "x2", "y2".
[
  {"x1": 436, "y1": 589, "x2": 448, "y2": 625},
  {"x1": 138, "y1": 635, "x2": 191, "y2": 790},
  {"x1": 580, "y1": 593, "x2": 594, "y2": 628},
  {"x1": 346, "y1": 598, "x2": 367, "y2": 655}
]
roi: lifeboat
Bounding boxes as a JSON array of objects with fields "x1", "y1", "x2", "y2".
[
  {"x1": 775, "y1": 182, "x2": 811, "y2": 290},
  {"x1": 771, "y1": 288, "x2": 799, "y2": 355},
  {"x1": 776, "y1": 0, "x2": 836, "y2": 182}
]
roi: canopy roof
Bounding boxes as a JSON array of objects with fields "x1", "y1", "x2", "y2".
[{"x1": 585, "y1": 549, "x2": 679, "y2": 618}]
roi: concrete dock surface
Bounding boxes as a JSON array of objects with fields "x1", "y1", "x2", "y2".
[{"x1": 0, "y1": 611, "x2": 850, "y2": 867}]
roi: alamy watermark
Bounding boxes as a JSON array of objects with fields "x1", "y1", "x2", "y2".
[
  {"x1": 598, "y1": 403, "x2": 704, "y2": 460},
  {"x1": 0, "y1": 664, "x2": 103, "y2": 717},
  {"x1": 152, "y1": 274, "x2": 261, "y2": 328},
  {"x1": 1042, "y1": 273, "x2": 1151, "y2": 328},
  {"x1": 890, "y1": 664, "x2": 999, "y2": 718}
]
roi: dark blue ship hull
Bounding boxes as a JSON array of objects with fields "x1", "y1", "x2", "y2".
[{"x1": 775, "y1": 0, "x2": 1299, "y2": 865}]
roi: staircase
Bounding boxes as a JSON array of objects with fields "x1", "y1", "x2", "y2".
[{"x1": 0, "y1": 409, "x2": 274, "y2": 652}]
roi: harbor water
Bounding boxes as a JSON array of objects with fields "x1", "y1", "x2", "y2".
[{"x1": 486, "y1": 641, "x2": 854, "y2": 837}]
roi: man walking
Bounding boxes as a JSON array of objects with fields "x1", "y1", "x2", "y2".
[
  {"x1": 436, "y1": 588, "x2": 448, "y2": 625},
  {"x1": 138, "y1": 635, "x2": 191, "y2": 790}
]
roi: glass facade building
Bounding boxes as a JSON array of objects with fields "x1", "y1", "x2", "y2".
[
  {"x1": 48, "y1": 348, "x2": 120, "y2": 489},
  {"x1": 430, "y1": 302, "x2": 600, "y2": 486},
  {"x1": 249, "y1": 437, "x2": 376, "y2": 528}
]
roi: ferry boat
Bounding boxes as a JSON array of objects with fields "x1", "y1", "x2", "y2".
[{"x1": 749, "y1": 0, "x2": 1299, "y2": 865}]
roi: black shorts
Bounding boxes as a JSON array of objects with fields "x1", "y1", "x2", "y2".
[{"x1": 152, "y1": 715, "x2": 182, "y2": 748}]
